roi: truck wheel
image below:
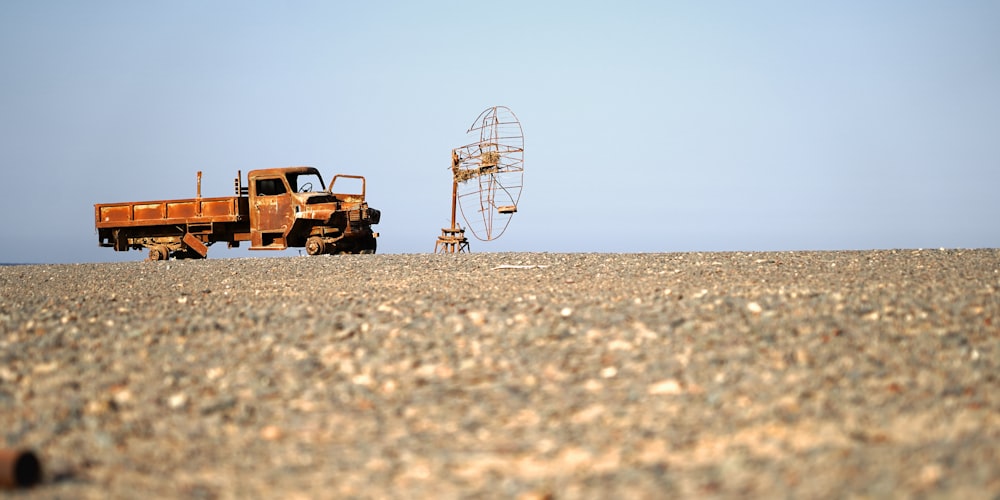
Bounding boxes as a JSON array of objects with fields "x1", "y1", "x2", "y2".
[
  {"x1": 148, "y1": 246, "x2": 169, "y2": 261},
  {"x1": 306, "y1": 237, "x2": 325, "y2": 256},
  {"x1": 359, "y1": 238, "x2": 377, "y2": 254}
]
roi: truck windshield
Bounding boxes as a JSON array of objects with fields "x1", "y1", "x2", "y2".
[{"x1": 287, "y1": 172, "x2": 325, "y2": 193}]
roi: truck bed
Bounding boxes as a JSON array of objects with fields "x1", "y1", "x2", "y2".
[{"x1": 95, "y1": 196, "x2": 248, "y2": 228}]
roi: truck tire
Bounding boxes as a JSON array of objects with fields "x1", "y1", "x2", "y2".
[
  {"x1": 306, "y1": 237, "x2": 325, "y2": 256},
  {"x1": 359, "y1": 238, "x2": 377, "y2": 254},
  {"x1": 148, "y1": 246, "x2": 170, "y2": 261}
]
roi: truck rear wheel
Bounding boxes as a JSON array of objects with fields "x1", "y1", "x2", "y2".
[{"x1": 148, "y1": 245, "x2": 170, "y2": 261}]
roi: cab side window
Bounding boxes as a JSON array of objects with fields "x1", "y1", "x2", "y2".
[{"x1": 255, "y1": 178, "x2": 286, "y2": 196}]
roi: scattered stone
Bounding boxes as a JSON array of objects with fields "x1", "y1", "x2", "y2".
[
  {"x1": 648, "y1": 379, "x2": 683, "y2": 395},
  {"x1": 1, "y1": 251, "x2": 997, "y2": 498},
  {"x1": 167, "y1": 393, "x2": 187, "y2": 409}
]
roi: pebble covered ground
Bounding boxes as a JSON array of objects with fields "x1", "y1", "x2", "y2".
[{"x1": 1, "y1": 250, "x2": 998, "y2": 498}]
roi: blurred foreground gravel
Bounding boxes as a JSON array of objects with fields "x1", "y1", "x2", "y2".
[{"x1": 1, "y1": 250, "x2": 998, "y2": 498}]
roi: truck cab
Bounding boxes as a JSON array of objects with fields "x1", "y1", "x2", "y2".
[
  {"x1": 248, "y1": 167, "x2": 325, "y2": 249},
  {"x1": 246, "y1": 167, "x2": 379, "y2": 254}
]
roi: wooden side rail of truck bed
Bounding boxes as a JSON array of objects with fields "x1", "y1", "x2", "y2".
[
  {"x1": 95, "y1": 195, "x2": 252, "y2": 259},
  {"x1": 95, "y1": 196, "x2": 247, "y2": 228}
]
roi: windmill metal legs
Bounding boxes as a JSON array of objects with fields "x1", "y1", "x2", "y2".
[
  {"x1": 435, "y1": 227, "x2": 469, "y2": 253},
  {"x1": 436, "y1": 178, "x2": 469, "y2": 253}
]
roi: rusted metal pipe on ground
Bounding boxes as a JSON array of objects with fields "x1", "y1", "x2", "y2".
[{"x1": 0, "y1": 449, "x2": 42, "y2": 489}]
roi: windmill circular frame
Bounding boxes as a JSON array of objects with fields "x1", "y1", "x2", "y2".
[{"x1": 453, "y1": 105, "x2": 524, "y2": 241}]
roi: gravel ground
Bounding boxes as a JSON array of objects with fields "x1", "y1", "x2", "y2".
[{"x1": 1, "y1": 250, "x2": 998, "y2": 499}]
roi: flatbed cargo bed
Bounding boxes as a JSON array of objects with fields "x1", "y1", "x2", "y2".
[{"x1": 95, "y1": 196, "x2": 249, "y2": 228}]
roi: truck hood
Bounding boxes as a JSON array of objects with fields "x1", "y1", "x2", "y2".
[{"x1": 295, "y1": 192, "x2": 336, "y2": 204}]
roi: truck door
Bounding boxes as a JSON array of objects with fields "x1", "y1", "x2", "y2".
[{"x1": 249, "y1": 176, "x2": 294, "y2": 248}]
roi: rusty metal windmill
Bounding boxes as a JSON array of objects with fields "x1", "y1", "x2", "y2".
[{"x1": 435, "y1": 105, "x2": 524, "y2": 253}]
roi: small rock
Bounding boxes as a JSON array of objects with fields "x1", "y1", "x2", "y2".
[
  {"x1": 168, "y1": 392, "x2": 188, "y2": 409},
  {"x1": 260, "y1": 425, "x2": 283, "y2": 441},
  {"x1": 467, "y1": 311, "x2": 487, "y2": 326},
  {"x1": 648, "y1": 379, "x2": 683, "y2": 395},
  {"x1": 607, "y1": 340, "x2": 633, "y2": 351},
  {"x1": 33, "y1": 362, "x2": 59, "y2": 374},
  {"x1": 112, "y1": 388, "x2": 133, "y2": 406}
]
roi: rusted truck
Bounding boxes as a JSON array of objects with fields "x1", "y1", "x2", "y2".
[{"x1": 95, "y1": 167, "x2": 380, "y2": 260}]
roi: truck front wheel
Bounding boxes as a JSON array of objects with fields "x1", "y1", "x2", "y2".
[
  {"x1": 358, "y1": 237, "x2": 377, "y2": 254},
  {"x1": 306, "y1": 237, "x2": 326, "y2": 256}
]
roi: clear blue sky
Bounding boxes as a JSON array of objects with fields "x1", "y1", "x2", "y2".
[{"x1": 1, "y1": 1, "x2": 998, "y2": 263}]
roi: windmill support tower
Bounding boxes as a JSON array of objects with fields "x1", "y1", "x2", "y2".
[
  {"x1": 435, "y1": 151, "x2": 471, "y2": 253},
  {"x1": 434, "y1": 106, "x2": 524, "y2": 253}
]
